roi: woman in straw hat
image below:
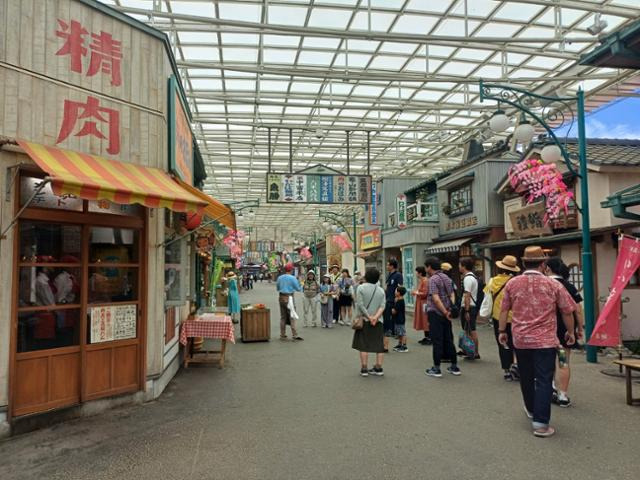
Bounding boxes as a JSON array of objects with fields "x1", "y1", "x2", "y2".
[{"x1": 483, "y1": 255, "x2": 520, "y2": 381}]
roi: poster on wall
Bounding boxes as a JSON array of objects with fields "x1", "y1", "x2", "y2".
[
  {"x1": 90, "y1": 305, "x2": 137, "y2": 343},
  {"x1": 370, "y1": 181, "x2": 378, "y2": 225},
  {"x1": 168, "y1": 75, "x2": 194, "y2": 185},
  {"x1": 266, "y1": 165, "x2": 370, "y2": 204}
]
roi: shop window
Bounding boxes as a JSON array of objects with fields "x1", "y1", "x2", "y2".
[
  {"x1": 165, "y1": 211, "x2": 187, "y2": 306},
  {"x1": 418, "y1": 194, "x2": 438, "y2": 221},
  {"x1": 89, "y1": 267, "x2": 138, "y2": 303},
  {"x1": 448, "y1": 183, "x2": 473, "y2": 216},
  {"x1": 90, "y1": 227, "x2": 140, "y2": 263},
  {"x1": 19, "y1": 222, "x2": 82, "y2": 263},
  {"x1": 17, "y1": 308, "x2": 81, "y2": 352},
  {"x1": 568, "y1": 263, "x2": 583, "y2": 291}
]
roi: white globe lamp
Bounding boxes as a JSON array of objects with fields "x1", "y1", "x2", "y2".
[
  {"x1": 322, "y1": 220, "x2": 329, "y2": 228},
  {"x1": 489, "y1": 109, "x2": 510, "y2": 133},
  {"x1": 541, "y1": 144, "x2": 563, "y2": 164},
  {"x1": 514, "y1": 117, "x2": 535, "y2": 144}
]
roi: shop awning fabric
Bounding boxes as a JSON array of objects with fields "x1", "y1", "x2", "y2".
[
  {"x1": 424, "y1": 237, "x2": 472, "y2": 254},
  {"x1": 174, "y1": 179, "x2": 236, "y2": 230},
  {"x1": 18, "y1": 140, "x2": 207, "y2": 213}
]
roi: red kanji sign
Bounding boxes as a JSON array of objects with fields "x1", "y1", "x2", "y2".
[
  {"x1": 56, "y1": 20, "x2": 88, "y2": 73},
  {"x1": 57, "y1": 96, "x2": 120, "y2": 155},
  {"x1": 55, "y1": 18, "x2": 123, "y2": 86}
]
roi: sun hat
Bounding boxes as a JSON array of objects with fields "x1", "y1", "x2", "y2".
[
  {"x1": 521, "y1": 245, "x2": 547, "y2": 262},
  {"x1": 495, "y1": 255, "x2": 521, "y2": 273},
  {"x1": 307, "y1": 270, "x2": 316, "y2": 277},
  {"x1": 441, "y1": 262, "x2": 453, "y2": 271},
  {"x1": 226, "y1": 271, "x2": 237, "y2": 278}
]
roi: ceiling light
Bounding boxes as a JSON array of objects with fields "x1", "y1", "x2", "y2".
[
  {"x1": 489, "y1": 109, "x2": 510, "y2": 133},
  {"x1": 514, "y1": 114, "x2": 536, "y2": 144},
  {"x1": 322, "y1": 221, "x2": 330, "y2": 228},
  {"x1": 248, "y1": 209, "x2": 255, "y2": 218},
  {"x1": 315, "y1": 128, "x2": 325, "y2": 139},
  {"x1": 587, "y1": 13, "x2": 608, "y2": 36}
]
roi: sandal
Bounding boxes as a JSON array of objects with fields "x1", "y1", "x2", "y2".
[{"x1": 533, "y1": 426, "x2": 556, "y2": 438}]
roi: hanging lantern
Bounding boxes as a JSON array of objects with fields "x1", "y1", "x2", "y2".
[
  {"x1": 185, "y1": 211, "x2": 203, "y2": 230},
  {"x1": 514, "y1": 114, "x2": 536, "y2": 143},
  {"x1": 541, "y1": 144, "x2": 563, "y2": 164},
  {"x1": 489, "y1": 109, "x2": 510, "y2": 133}
]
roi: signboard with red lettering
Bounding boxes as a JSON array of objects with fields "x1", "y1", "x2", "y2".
[{"x1": 168, "y1": 75, "x2": 194, "y2": 185}]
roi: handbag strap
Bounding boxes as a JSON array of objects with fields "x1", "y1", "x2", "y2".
[{"x1": 491, "y1": 278, "x2": 510, "y2": 316}]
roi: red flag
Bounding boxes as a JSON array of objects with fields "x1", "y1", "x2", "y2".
[{"x1": 589, "y1": 235, "x2": 640, "y2": 346}]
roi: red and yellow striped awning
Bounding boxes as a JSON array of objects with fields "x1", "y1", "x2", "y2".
[
  {"x1": 18, "y1": 140, "x2": 207, "y2": 213},
  {"x1": 174, "y1": 178, "x2": 236, "y2": 230}
]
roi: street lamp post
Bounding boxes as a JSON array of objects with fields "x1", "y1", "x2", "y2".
[
  {"x1": 479, "y1": 80, "x2": 596, "y2": 363},
  {"x1": 319, "y1": 210, "x2": 358, "y2": 273}
]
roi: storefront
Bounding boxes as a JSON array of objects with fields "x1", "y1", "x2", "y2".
[{"x1": 0, "y1": 0, "x2": 229, "y2": 434}]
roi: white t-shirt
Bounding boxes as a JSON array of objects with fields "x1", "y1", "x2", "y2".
[{"x1": 463, "y1": 273, "x2": 479, "y2": 307}]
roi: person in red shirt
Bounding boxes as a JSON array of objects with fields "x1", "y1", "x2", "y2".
[{"x1": 498, "y1": 246, "x2": 576, "y2": 438}]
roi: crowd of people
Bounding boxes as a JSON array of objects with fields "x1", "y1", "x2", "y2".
[{"x1": 270, "y1": 246, "x2": 584, "y2": 438}]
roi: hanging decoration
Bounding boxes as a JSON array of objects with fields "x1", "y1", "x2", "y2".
[
  {"x1": 299, "y1": 246, "x2": 312, "y2": 260},
  {"x1": 223, "y1": 229, "x2": 246, "y2": 268},
  {"x1": 508, "y1": 157, "x2": 574, "y2": 223},
  {"x1": 332, "y1": 234, "x2": 352, "y2": 252}
]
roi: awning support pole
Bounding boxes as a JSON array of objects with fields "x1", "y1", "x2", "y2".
[{"x1": 1, "y1": 177, "x2": 51, "y2": 240}]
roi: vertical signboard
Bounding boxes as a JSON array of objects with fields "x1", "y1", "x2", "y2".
[
  {"x1": 370, "y1": 181, "x2": 378, "y2": 225},
  {"x1": 168, "y1": 75, "x2": 194, "y2": 185},
  {"x1": 397, "y1": 194, "x2": 408, "y2": 229}
]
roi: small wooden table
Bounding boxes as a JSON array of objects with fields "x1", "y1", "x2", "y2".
[
  {"x1": 180, "y1": 314, "x2": 235, "y2": 368},
  {"x1": 613, "y1": 359, "x2": 640, "y2": 406}
]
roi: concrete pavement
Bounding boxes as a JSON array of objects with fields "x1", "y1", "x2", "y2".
[{"x1": 0, "y1": 281, "x2": 638, "y2": 480}]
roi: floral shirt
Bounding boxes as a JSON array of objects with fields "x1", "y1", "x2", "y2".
[{"x1": 500, "y1": 270, "x2": 577, "y2": 349}]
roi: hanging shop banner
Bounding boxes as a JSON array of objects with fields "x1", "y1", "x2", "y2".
[
  {"x1": 168, "y1": 75, "x2": 194, "y2": 185},
  {"x1": 268, "y1": 174, "x2": 282, "y2": 201},
  {"x1": 370, "y1": 181, "x2": 378, "y2": 225},
  {"x1": 294, "y1": 175, "x2": 307, "y2": 202},
  {"x1": 589, "y1": 236, "x2": 640, "y2": 346},
  {"x1": 360, "y1": 229, "x2": 382, "y2": 251},
  {"x1": 266, "y1": 168, "x2": 370, "y2": 204},
  {"x1": 396, "y1": 194, "x2": 408, "y2": 229},
  {"x1": 307, "y1": 175, "x2": 321, "y2": 203},
  {"x1": 90, "y1": 304, "x2": 137, "y2": 344}
]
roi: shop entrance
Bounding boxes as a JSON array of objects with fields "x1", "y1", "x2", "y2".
[{"x1": 11, "y1": 173, "x2": 146, "y2": 417}]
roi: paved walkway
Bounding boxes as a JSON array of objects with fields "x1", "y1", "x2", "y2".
[{"x1": 1, "y1": 282, "x2": 638, "y2": 480}]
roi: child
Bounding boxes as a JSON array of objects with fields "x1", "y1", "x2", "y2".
[{"x1": 392, "y1": 286, "x2": 408, "y2": 352}]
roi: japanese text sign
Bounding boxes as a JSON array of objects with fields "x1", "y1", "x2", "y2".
[
  {"x1": 590, "y1": 236, "x2": 640, "y2": 346},
  {"x1": 396, "y1": 194, "x2": 407, "y2": 229},
  {"x1": 266, "y1": 172, "x2": 370, "y2": 204},
  {"x1": 169, "y1": 76, "x2": 194, "y2": 185},
  {"x1": 508, "y1": 202, "x2": 552, "y2": 238}
]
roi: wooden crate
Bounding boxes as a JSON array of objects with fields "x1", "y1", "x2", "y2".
[{"x1": 241, "y1": 308, "x2": 271, "y2": 342}]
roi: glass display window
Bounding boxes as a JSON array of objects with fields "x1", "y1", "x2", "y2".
[{"x1": 19, "y1": 222, "x2": 82, "y2": 263}]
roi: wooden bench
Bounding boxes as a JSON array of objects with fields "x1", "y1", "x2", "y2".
[{"x1": 613, "y1": 359, "x2": 640, "y2": 406}]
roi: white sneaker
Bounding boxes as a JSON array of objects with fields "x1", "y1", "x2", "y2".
[{"x1": 338, "y1": 320, "x2": 346, "y2": 326}]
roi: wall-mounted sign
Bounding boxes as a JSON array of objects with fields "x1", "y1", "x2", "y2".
[
  {"x1": 445, "y1": 215, "x2": 478, "y2": 231},
  {"x1": 169, "y1": 75, "x2": 194, "y2": 185},
  {"x1": 509, "y1": 202, "x2": 553, "y2": 238},
  {"x1": 266, "y1": 165, "x2": 371, "y2": 204},
  {"x1": 90, "y1": 304, "x2": 137, "y2": 344},
  {"x1": 396, "y1": 194, "x2": 407, "y2": 229},
  {"x1": 360, "y1": 229, "x2": 382, "y2": 251},
  {"x1": 370, "y1": 181, "x2": 378, "y2": 225}
]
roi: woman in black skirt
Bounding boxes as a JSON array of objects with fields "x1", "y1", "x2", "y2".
[{"x1": 352, "y1": 268, "x2": 387, "y2": 377}]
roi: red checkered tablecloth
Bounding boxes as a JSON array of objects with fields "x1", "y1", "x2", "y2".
[{"x1": 180, "y1": 313, "x2": 235, "y2": 345}]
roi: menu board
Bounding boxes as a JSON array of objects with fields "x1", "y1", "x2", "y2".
[{"x1": 90, "y1": 304, "x2": 137, "y2": 343}]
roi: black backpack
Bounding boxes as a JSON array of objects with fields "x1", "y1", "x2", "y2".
[{"x1": 463, "y1": 272, "x2": 485, "y2": 309}]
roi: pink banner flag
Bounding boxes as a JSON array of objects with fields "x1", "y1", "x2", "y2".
[{"x1": 589, "y1": 235, "x2": 640, "y2": 346}]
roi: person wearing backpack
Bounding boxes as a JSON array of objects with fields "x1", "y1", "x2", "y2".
[
  {"x1": 481, "y1": 255, "x2": 520, "y2": 381},
  {"x1": 458, "y1": 257, "x2": 483, "y2": 360}
]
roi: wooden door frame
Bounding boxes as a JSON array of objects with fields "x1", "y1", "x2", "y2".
[{"x1": 8, "y1": 171, "x2": 148, "y2": 419}]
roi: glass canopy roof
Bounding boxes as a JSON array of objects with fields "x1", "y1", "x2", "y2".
[{"x1": 100, "y1": 0, "x2": 640, "y2": 233}]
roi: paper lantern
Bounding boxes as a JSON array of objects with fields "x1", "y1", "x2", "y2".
[{"x1": 186, "y1": 211, "x2": 203, "y2": 230}]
